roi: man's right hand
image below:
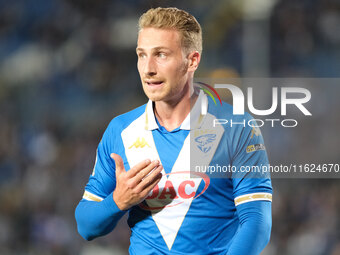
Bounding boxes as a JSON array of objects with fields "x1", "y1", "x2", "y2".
[{"x1": 111, "y1": 153, "x2": 163, "y2": 211}]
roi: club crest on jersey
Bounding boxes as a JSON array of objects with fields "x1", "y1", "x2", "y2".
[{"x1": 195, "y1": 134, "x2": 216, "y2": 153}]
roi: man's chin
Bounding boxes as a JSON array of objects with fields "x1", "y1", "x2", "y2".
[
  {"x1": 146, "y1": 95, "x2": 164, "y2": 102},
  {"x1": 143, "y1": 90, "x2": 165, "y2": 102}
]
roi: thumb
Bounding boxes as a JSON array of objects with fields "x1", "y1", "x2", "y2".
[{"x1": 111, "y1": 153, "x2": 125, "y2": 176}]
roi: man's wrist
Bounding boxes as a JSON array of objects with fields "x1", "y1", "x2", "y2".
[{"x1": 112, "y1": 191, "x2": 128, "y2": 211}]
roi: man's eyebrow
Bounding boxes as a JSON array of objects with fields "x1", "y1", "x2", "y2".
[
  {"x1": 136, "y1": 47, "x2": 171, "y2": 52},
  {"x1": 153, "y1": 47, "x2": 171, "y2": 51}
]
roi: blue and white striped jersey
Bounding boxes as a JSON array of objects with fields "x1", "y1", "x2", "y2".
[{"x1": 79, "y1": 90, "x2": 272, "y2": 254}]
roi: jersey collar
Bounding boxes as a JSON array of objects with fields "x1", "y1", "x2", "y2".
[{"x1": 144, "y1": 89, "x2": 207, "y2": 131}]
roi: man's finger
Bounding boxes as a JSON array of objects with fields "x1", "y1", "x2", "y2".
[
  {"x1": 111, "y1": 153, "x2": 125, "y2": 176},
  {"x1": 137, "y1": 164, "x2": 163, "y2": 191},
  {"x1": 126, "y1": 159, "x2": 152, "y2": 178},
  {"x1": 132, "y1": 160, "x2": 160, "y2": 183},
  {"x1": 140, "y1": 169, "x2": 163, "y2": 198}
]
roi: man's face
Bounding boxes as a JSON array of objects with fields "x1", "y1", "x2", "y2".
[{"x1": 137, "y1": 27, "x2": 190, "y2": 103}]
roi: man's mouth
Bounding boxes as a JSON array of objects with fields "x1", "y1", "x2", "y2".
[{"x1": 145, "y1": 80, "x2": 164, "y2": 86}]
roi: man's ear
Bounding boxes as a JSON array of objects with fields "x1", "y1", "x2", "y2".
[{"x1": 187, "y1": 51, "x2": 201, "y2": 72}]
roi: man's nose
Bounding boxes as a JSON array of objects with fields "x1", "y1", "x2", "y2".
[{"x1": 144, "y1": 57, "x2": 157, "y2": 76}]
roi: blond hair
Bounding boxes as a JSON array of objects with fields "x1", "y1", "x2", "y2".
[{"x1": 138, "y1": 7, "x2": 202, "y2": 55}]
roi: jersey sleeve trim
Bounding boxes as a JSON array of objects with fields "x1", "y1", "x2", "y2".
[
  {"x1": 234, "y1": 192, "x2": 272, "y2": 206},
  {"x1": 83, "y1": 190, "x2": 104, "y2": 202}
]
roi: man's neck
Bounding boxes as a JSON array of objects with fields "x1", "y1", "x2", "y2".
[{"x1": 154, "y1": 88, "x2": 198, "y2": 131}]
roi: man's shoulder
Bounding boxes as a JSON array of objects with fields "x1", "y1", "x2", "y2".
[{"x1": 107, "y1": 103, "x2": 147, "y2": 132}]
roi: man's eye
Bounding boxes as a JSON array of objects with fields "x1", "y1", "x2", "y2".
[
  {"x1": 138, "y1": 53, "x2": 146, "y2": 59},
  {"x1": 157, "y1": 52, "x2": 166, "y2": 58}
]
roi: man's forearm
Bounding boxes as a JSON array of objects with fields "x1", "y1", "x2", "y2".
[
  {"x1": 75, "y1": 192, "x2": 126, "y2": 241},
  {"x1": 227, "y1": 201, "x2": 272, "y2": 255}
]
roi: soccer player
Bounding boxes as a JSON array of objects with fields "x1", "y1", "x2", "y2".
[{"x1": 75, "y1": 7, "x2": 272, "y2": 255}]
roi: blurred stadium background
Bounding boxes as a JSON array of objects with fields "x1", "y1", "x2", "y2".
[{"x1": 0, "y1": 0, "x2": 339, "y2": 254}]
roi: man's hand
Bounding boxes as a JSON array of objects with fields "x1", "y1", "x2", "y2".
[{"x1": 111, "y1": 153, "x2": 163, "y2": 211}]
